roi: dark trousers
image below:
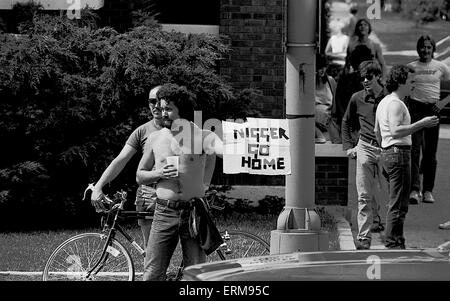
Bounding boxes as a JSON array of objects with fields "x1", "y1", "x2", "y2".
[
  {"x1": 381, "y1": 147, "x2": 411, "y2": 248},
  {"x1": 409, "y1": 100, "x2": 440, "y2": 193}
]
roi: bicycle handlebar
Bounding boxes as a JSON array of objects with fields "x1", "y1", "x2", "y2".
[{"x1": 83, "y1": 183, "x2": 127, "y2": 213}]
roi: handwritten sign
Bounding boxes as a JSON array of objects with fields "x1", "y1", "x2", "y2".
[{"x1": 222, "y1": 118, "x2": 291, "y2": 175}]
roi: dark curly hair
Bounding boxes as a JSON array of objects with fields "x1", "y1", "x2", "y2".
[
  {"x1": 157, "y1": 83, "x2": 197, "y2": 121},
  {"x1": 385, "y1": 64, "x2": 415, "y2": 93}
]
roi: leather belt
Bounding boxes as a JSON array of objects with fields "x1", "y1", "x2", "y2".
[
  {"x1": 359, "y1": 135, "x2": 379, "y2": 147},
  {"x1": 156, "y1": 198, "x2": 192, "y2": 210},
  {"x1": 382, "y1": 144, "x2": 411, "y2": 150}
]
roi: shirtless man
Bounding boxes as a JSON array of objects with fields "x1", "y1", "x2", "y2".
[{"x1": 136, "y1": 83, "x2": 222, "y2": 281}]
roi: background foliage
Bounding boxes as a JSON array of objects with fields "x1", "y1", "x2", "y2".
[{"x1": 0, "y1": 7, "x2": 261, "y2": 230}]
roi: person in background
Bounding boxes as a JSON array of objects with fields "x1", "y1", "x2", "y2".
[
  {"x1": 374, "y1": 64, "x2": 439, "y2": 249},
  {"x1": 342, "y1": 60, "x2": 387, "y2": 250},
  {"x1": 345, "y1": 18, "x2": 387, "y2": 80},
  {"x1": 334, "y1": 44, "x2": 374, "y2": 138},
  {"x1": 315, "y1": 54, "x2": 341, "y2": 144},
  {"x1": 91, "y1": 86, "x2": 163, "y2": 258},
  {"x1": 407, "y1": 35, "x2": 450, "y2": 204},
  {"x1": 325, "y1": 19, "x2": 350, "y2": 66}
]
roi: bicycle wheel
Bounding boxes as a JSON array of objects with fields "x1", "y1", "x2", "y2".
[
  {"x1": 42, "y1": 233, "x2": 134, "y2": 281},
  {"x1": 209, "y1": 230, "x2": 270, "y2": 261}
]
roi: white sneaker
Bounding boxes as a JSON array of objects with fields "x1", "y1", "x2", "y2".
[
  {"x1": 438, "y1": 221, "x2": 450, "y2": 230},
  {"x1": 409, "y1": 190, "x2": 422, "y2": 204},
  {"x1": 422, "y1": 191, "x2": 435, "y2": 203}
]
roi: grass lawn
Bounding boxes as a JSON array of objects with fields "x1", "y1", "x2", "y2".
[{"x1": 0, "y1": 214, "x2": 278, "y2": 281}]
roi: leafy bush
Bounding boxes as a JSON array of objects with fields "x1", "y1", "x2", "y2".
[
  {"x1": 0, "y1": 12, "x2": 261, "y2": 230},
  {"x1": 407, "y1": 0, "x2": 444, "y2": 24}
]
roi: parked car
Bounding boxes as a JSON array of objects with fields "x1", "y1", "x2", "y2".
[{"x1": 183, "y1": 249, "x2": 450, "y2": 281}]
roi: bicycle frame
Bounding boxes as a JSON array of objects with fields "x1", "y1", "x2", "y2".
[
  {"x1": 43, "y1": 185, "x2": 269, "y2": 281},
  {"x1": 83, "y1": 202, "x2": 151, "y2": 279}
]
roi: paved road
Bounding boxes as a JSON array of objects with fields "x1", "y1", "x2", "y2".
[{"x1": 403, "y1": 128, "x2": 450, "y2": 248}]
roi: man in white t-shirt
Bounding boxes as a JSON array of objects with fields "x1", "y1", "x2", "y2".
[
  {"x1": 374, "y1": 64, "x2": 438, "y2": 249},
  {"x1": 407, "y1": 35, "x2": 450, "y2": 205}
]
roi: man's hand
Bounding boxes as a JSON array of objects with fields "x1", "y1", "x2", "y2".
[
  {"x1": 346, "y1": 147, "x2": 357, "y2": 159},
  {"x1": 420, "y1": 116, "x2": 439, "y2": 128},
  {"x1": 91, "y1": 187, "x2": 106, "y2": 212},
  {"x1": 160, "y1": 164, "x2": 178, "y2": 179}
]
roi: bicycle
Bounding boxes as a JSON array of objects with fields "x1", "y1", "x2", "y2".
[{"x1": 42, "y1": 184, "x2": 270, "y2": 281}]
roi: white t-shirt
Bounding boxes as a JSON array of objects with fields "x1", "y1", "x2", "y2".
[
  {"x1": 329, "y1": 34, "x2": 349, "y2": 54},
  {"x1": 408, "y1": 59, "x2": 450, "y2": 104},
  {"x1": 376, "y1": 93, "x2": 411, "y2": 148}
]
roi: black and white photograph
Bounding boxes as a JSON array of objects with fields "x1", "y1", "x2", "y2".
[{"x1": 1, "y1": 0, "x2": 450, "y2": 292}]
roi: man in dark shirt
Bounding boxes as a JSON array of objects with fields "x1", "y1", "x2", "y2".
[{"x1": 341, "y1": 60, "x2": 387, "y2": 250}]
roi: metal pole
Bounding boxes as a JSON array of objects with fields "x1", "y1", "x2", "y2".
[{"x1": 270, "y1": 0, "x2": 328, "y2": 254}]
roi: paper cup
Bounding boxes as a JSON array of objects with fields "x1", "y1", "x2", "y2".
[{"x1": 166, "y1": 156, "x2": 179, "y2": 177}]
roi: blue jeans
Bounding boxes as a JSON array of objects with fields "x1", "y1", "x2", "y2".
[
  {"x1": 409, "y1": 100, "x2": 440, "y2": 193},
  {"x1": 381, "y1": 147, "x2": 411, "y2": 248},
  {"x1": 142, "y1": 203, "x2": 206, "y2": 281},
  {"x1": 135, "y1": 185, "x2": 156, "y2": 266},
  {"x1": 355, "y1": 140, "x2": 383, "y2": 241}
]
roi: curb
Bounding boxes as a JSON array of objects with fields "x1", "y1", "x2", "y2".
[
  {"x1": 326, "y1": 206, "x2": 387, "y2": 250},
  {"x1": 324, "y1": 206, "x2": 356, "y2": 250}
]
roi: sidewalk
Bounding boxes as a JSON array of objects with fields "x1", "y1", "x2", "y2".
[{"x1": 333, "y1": 130, "x2": 450, "y2": 251}]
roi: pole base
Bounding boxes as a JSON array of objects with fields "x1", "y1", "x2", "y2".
[
  {"x1": 276, "y1": 207, "x2": 321, "y2": 230},
  {"x1": 270, "y1": 229, "x2": 329, "y2": 254}
]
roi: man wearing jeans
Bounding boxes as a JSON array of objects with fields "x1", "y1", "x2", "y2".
[
  {"x1": 91, "y1": 86, "x2": 163, "y2": 256},
  {"x1": 407, "y1": 35, "x2": 450, "y2": 204},
  {"x1": 342, "y1": 60, "x2": 387, "y2": 250},
  {"x1": 136, "y1": 83, "x2": 223, "y2": 280},
  {"x1": 374, "y1": 65, "x2": 439, "y2": 249}
]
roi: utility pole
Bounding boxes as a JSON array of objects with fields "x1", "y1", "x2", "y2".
[{"x1": 270, "y1": 0, "x2": 328, "y2": 254}]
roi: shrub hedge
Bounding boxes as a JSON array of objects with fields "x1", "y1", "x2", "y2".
[{"x1": 0, "y1": 12, "x2": 261, "y2": 230}]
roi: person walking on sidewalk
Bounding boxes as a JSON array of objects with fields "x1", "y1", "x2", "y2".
[
  {"x1": 342, "y1": 60, "x2": 387, "y2": 250},
  {"x1": 374, "y1": 64, "x2": 439, "y2": 249},
  {"x1": 407, "y1": 35, "x2": 450, "y2": 204}
]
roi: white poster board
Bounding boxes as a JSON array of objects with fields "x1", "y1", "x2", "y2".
[{"x1": 222, "y1": 118, "x2": 291, "y2": 175}]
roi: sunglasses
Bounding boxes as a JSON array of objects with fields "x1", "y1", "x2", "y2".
[
  {"x1": 148, "y1": 98, "x2": 158, "y2": 105},
  {"x1": 360, "y1": 74, "x2": 375, "y2": 82}
]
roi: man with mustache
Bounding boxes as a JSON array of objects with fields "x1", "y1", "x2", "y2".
[
  {"x1": 342, "y1": 60, "x2": 387, "y2": 250},
  {"x1": 91, "y1": 86, "x2": 163, "y2": 255},
  {"x1": 136, "y1": 83, "x2": 223, "y2": 281}
]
